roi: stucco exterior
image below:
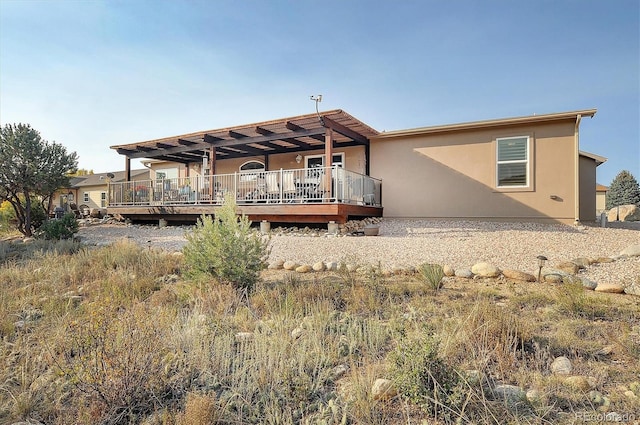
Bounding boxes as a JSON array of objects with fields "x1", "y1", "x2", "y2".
[
  {"x1": 370, "y1": 110, "x2": 601, "y2": 224},
  {"x1": 145, "y1": 146, "x2": 367, "y2": 179}
]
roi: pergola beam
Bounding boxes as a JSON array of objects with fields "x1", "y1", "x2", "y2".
[{"x1": 322, "y1": 115, "x2": 369, "y2": 145}]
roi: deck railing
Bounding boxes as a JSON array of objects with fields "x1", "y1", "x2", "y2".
[{"x1": 108, "y1": 166, "x2": 382, "y2": 207}]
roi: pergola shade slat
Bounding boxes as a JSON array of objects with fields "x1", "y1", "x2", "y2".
[{"x1": 111, "y1": 109, "x2": 379, "y2": 163}]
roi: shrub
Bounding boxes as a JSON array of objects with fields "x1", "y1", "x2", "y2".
[
  {"x1": 417, "y1": 263, "x2": 444, "y2": 292},
  {"x1": 390, "y1": 332, "x2": 464, "y2": 421},
  {"x1": 182, "y1": 195, "x2": 269, "y2": 295},
  {"x1": 37, "y1": 213, "x2": 78, "y2": 240}
]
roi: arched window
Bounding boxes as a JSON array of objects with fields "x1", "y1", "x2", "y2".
[{"x1": 239, "y1": 160, "x2": 265, "y2": 181}]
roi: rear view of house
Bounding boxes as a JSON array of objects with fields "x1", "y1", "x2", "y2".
[{"x1": 107, "y1": 109, "x2": 604, "y2": 225}]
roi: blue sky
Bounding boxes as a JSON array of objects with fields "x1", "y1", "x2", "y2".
[{"x1": 1, "y1": 0, "x2": 638, "y2": 186}]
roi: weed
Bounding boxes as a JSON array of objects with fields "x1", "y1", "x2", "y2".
[{"x1": 390, "y1": 331, "x2": 465, "y2": 422}]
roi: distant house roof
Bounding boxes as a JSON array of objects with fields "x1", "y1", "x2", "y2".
[
  {"x1": 596, "y1": 184, "x2": 608, "y2": 192},
  {"x1": 373, "y1": 109, "x2": 598, "y2": 139},
  {"x1": 70, "y1": 169, "x2": 149, "y2": 188},
  {"x1": 579, "y1": 150, "x2": 607, "y2": 166}
]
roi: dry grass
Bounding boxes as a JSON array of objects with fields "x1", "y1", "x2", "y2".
[{"x1": 0, "y1": 240, "x2": 638, "y2": 424}]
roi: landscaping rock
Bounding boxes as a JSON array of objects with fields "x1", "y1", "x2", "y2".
[
  {"x1": 443, "y1": 264, "x2": 455, "y2": 277},
  {"x1": 471, "y1": 262, "x2": 501, "y2": 278},
  {"x1": 595, "y1": 256, "x2": 615, "y2": 263},
  {"x1": 589, "y1": 390, "x2": 605, "y2": 405},
  {"x1": 325, "y1": 261, "x2": 338, "y2": 271},
  {"x1": 312, "y1": 261, "x2": 326, "y2": 272},
  {"x1": 608, "y1": 204, "x2": 640, "y2": 222},
  {"x1": 525, "y1": 388, "x2": 542, "y2": 404},
  {"x1": 283, "y1": 261, "x2": 299, "y2": 271},
  {"x1": 563, "y1": 375, "x2": 596, "y2": 391},
  {"x1": 268, "y1": 259, "x2": 284, "y2": 270},
  {"x1": 502, "y1": 269, "x2": 536, "y2": 282},
  {"x1": 571, "y1": 257, "x2": 591, "y2": 268},
  {"x1": 580, "y1": 278, "x2": 598, "y2": 290},
  {"x1": 620, "y1": 244, "x2": 640, "y2": 257},
  {"x1": 556, "y1": 261, "x2": 579, "y2": 275},
  {"x1": 331, "y1": 364, "x2": 349, "y2": 379},
  {"x1": 371, "y1": 378, "x2": 397, "y2": 400},
  {"x1": 551, "y1": 356, "x2": 572, "y2": 375},
  {"x1": 594, "y1": 283, "x2": 625, "y2": 293},
  {"x1": 492, "y1": 384, "x2": 526, "y2": 404},
  {"x1": 544, "y1": 273, "x2": 563, "y2": 284},
  {"x1": 624, "y1": 283, "x2": 640, "y2": 296},
  {"x1": 455, "y1": 268, "x2": 473, "y2": 278},
  {"x1": 295, "y1": 264, "x2": 312, "y2": 273}
]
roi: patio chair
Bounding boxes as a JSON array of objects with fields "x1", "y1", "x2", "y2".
[
  {"x1": 265, "y1": 173, "x2": 280, "y2": 202},
  {"x1": 282, "y1": 170, "x2": 297, "y2": 202}
]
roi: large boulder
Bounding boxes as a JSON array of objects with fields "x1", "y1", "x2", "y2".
[
  {"x1": 471, "y1": 262, "x2": 501, "y2": 278},
  {"x1": 595, "y1": 283, "x2": 625, "y2": 294},
  {"x1": 607, "y1": 204, "x2": 640, "y2": 222},
  {"x1": 502, "y1": 269, "x2": 536, "y2": 282}
]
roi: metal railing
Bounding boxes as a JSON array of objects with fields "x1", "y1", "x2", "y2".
[{"x1": 108, "y1": 166, "x2": 382, "y2": 207}]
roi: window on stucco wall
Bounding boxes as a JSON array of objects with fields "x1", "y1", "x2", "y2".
[{"x1": 496, "y1": 136, "x2": 529, "y2": 188}]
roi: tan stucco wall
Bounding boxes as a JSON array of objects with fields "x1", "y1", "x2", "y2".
[
  {"x1": 149, "y1": 146, "x2": 367, "y2": 178},
  {"x1": 596, "y1": 191, "x2": 607, "y2": 214},
  {"x1": 370, "y1": 121, "x2": 578, "y2": 223},
  {"x1": 578, "y1": 156, "x2": 597, "y2": 222}
]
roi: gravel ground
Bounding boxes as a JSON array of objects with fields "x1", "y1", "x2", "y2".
[{"x1": 76, "y1": 219, "x2": 640, "y2": 285}]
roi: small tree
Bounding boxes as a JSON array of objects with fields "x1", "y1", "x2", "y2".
[
  {"x1": 182, "y1": 195, "x2": 270, "y2": 296},
  {"x1": 606, "y1": 170, "x2": 640, "y2": 209},
  {"x1": 0, "y1": 123, "x2": 78, "y2": 236}
]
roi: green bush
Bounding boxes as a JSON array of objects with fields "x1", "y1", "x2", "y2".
[
  {"x1": 417, "y1": 263, "x2": 444, "y2": 292},
  {"x1": 390, "y1": 333, "x2": 464, "y2": 421},
  {"x1": 606, "y1": 170, "x2": 640, "y2": 209},
  {"x1": 182, "y1": 195, "x2": 269, "y2": 294},
  {"x1": 37, "y1": 213, "x2": 78, "y2": 240}
]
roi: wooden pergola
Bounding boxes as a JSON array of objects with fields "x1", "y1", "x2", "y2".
[{"x1": 110, "y1": 109, "x2": 379, "y2": 179}]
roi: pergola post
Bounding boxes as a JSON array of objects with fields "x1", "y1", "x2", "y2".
[
  {"x1": 125, "y1": 157, "x2": 131, "y2": 181},
  {"x1": 209, "y1": 146, "x2": 215, "y2": 199},
  {"x1": 324, "y1": 127, "x2": 333, "y2": 201}
]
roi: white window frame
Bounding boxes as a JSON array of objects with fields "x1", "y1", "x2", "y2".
[
  {"x1": 496, "y1": 136, "x2": 530, "y2": 188},
  {"x1": 304, "y1": 153, "x2": 345, "y2": 169},
  {"x1": 83, "y1": 192, "x2": 89, "y2": 203},
  {"x1": 100, "y1": 192, "x2": 107, "y2": 208},
  {"x1": 239, "y1": 160, "x2": 265, "y2": 182}
]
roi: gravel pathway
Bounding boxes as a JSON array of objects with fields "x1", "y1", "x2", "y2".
[{"x1": 76, "y1": 219, "x2": 640, "y2": 285}]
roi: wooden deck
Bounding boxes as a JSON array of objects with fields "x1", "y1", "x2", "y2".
[{"x1": 107, "y1": 202, "x2": 383, "y2": 224}]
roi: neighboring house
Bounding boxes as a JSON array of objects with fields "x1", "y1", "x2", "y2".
[
  {"x1": 596, "y1": 184, "x2": 608, "y2": 216},
  {"x1": 54, "y1": 169, "x2": 150, "y2": 214},
  {"x1": 370, "y1": 109, "x2": 605, "y2": 224},
  {"x1": 107, "y1": 109, "x2": 605, "y2": 225}
]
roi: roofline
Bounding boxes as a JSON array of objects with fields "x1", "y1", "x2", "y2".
[
  {"x1": 579, "y1": 150, "x2": 607, "y2": 166},
  {"x1": 372, "y1": 109, "x2": 598, "y2": 139}
]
